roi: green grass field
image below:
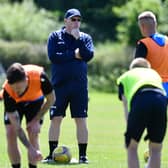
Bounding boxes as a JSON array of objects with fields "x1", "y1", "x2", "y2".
[{"x1": 0, "y1": 92, "x2": 168, "y2": 168}]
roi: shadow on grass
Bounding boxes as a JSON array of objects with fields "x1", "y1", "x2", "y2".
[{"x1": 40, "y1": 158, "x2": 80, "y2": 166}]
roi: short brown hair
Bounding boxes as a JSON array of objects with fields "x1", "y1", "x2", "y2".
[{"x1": 7, "y1": 63, "x2": 26, "y2": 84}]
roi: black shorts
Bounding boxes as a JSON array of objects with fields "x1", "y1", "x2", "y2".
[
  {"x1": 50, "y1": 80, "x2": 88, "y2": 119},
  {"x1": 125, "y1": 90, "x2": 167, "y2": 147},
  {"x1": 4, "y1": 98, "x2": 44, "y2": 125}
]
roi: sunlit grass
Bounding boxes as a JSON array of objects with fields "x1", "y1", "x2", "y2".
[{"x1": 0, "y1": 92, "x2": 168, "y2": 168}]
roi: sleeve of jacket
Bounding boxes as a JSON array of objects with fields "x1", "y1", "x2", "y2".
[
  {"x1": 47, "y1": 31, "x2": 75, "y2": 64},
  {"x1": 77, "y1": 33, "x2": 94, "y2": 62}
]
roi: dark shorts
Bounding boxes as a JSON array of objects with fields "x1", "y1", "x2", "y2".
[
  {"x1": 4, "y1": 98, "x2": 44, "y2": 125},
  {"x1": 50, "y1": 81, "x2": 88, "y2": 119},
  {"x1": 125, "y1": 90, "x2": 167, "y2": 147}
]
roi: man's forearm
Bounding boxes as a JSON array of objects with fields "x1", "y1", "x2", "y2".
[
  {"x1": 17, "y1": 127, "x2": 30, "y2": 148},
  {"x1": 7, "y1": 111, "x2": 31, "y2": 148},
  {"x1": 35, "y1": 92, "x2": 55, "y2": 121}
]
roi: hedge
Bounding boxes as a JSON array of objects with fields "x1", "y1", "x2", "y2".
[
  {"x1": 0, "y1": 40, "x2": 49, "y2": 70},
  {"x1": 0, "y1": 40, "x2": 134, "y2": 92}
]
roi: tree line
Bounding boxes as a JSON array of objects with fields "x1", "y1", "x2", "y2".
[
  {"x1": 1, "y1": 0, "x2": 168, "y2": 92},
  {"x1": 4, "y1": 0, "x2": 168, "y2": 44}
]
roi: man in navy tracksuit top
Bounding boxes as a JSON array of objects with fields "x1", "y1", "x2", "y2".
[{"x1": 43, "y1": 8, "x2": 94, "y2": 164}]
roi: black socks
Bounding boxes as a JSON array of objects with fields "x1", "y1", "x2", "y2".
[
  {"x1": 12, "y1": 164, "x2": 20, "y2": 168},
  {"x1": 78, "y1": 143, "x2": 87, "y2": 157},
  {"x1": 49, "y1": 141, "x2": 58, "y2": 156},
  {"x1": 29, "y1": 163, "x2": 37, "y2": 168}
]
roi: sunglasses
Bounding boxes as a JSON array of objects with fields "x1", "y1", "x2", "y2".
[{"x1": 71, "y1": 18, "x2": 81, "y2": 22}]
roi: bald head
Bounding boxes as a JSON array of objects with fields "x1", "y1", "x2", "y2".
[{"x1": 129, "y1": 58, "x2": 151, "y2": 69}]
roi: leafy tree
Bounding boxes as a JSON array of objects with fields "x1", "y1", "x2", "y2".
[
  {"x1": 0, "y1": 0, "x2": 61, "y2": 42},
  {"x1": 34, "y1": 0, "x2": 57, "y2": 10},
  {"x1": 159, "y1": 0, "x2": 168, "y2": 35},
  {"x1": 33, "y1": 0, "x2": 131, "y2": 42},
  {"x1": 6, "y1": 0, "x2": 132, "y2": 42},
  {"x1": 113, "y1": 0, "x2": 162, "y2": 46},
  {"x1": 9, "y1": 0, "x2": 23, "y2": 2}
]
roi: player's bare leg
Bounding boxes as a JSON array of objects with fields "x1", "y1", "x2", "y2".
[
  {"x1": 146, "y1": 142, "x2": 162, "y2": 168},
  {"x1": 127, "y1": 139, "x2": 139, "y2": 168},
  {"x1": 49, "y1": 116, "x2": 63, "y2": 141},
  {"x1": 6, "y1": 125, "x2": 21, "y2": 165},
  {"x1": 42, "y1": 116, "x2": 63, "y2": 163},
  {"x1": 27, "y1": 127, "x2": 40, "y2": 166},
  {"x1": 74, "y1": 118, "x2": 88, "y2": 163},
  {"x1": 75, "y1": 118, "x2": 88, "y2": 143}
]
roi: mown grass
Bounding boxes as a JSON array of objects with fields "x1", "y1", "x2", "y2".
[{"x1": 0, "y1": 92, "x2": 168, "y2": 168}]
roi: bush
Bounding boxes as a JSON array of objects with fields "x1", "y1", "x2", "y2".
[
  {"x1": 0, "y1": 0, "x2": 9, "y2": 2},
  {"x1": 0, "y1": 40, "x2": 134, "y2": 93},
  {"x1": 0, "y1": 40, "x2": 50, "y2": 71},
  {"x1": 88, "y1": 42, "x2": 133, "y2": 92}
]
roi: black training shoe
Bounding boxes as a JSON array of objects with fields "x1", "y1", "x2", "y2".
[
  {"x1": 41, "y1": 155, "x2": 54, "y2": 163},
  {"x1": 79, "y1": 156, "x2": 89, "y2": 164}
]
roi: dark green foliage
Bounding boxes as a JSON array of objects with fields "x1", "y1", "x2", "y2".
[
  {"x1": 33, "y1": 0, "x2": 130, "y2": 42},
  {"x1": 113, "y1": 0, "x2": 162, "y2": 46},
  {"x1": 34, "y1": 0, "x2": 57, "y2": 11},
  {"x1": 9, "y1": 0, "x2": 23, "y2": 2}
]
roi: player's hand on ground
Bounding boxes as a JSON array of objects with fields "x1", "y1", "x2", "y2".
[
  {"x1": 36, "y1": 150, "x2": 43, "y2": 161},
  {"x1": 28, "y1": 146, "x2": 43, "y2": 162},
  {"x1": 27, "y1": 119, "x2": 41, "y2": 134},
  {"x1": 71, "y1": 28, "x2": 80, "y2": 39}
]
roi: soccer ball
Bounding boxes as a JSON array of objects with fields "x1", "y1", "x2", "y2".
[
  {"x1": 52, "y1": 146, "x2": 72, "y2": 163},
  {"x1": 144, "y1": 150, "x2": 149, "y2": 162}
]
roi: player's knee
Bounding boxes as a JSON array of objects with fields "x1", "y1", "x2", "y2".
[
  {"x1": 51, "y1": 116, "x2": 63, "y2": 125},
  {"x1": 128, "y1": 139, "x2": 138, "y2": 150},
  {"x1": 75, "y1": 118, "x2": 87, "y2": 125}
]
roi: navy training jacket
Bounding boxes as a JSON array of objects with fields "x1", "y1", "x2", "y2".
[{"x1": 47, "y1": 27, "x2": 94, "y2": 87}]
